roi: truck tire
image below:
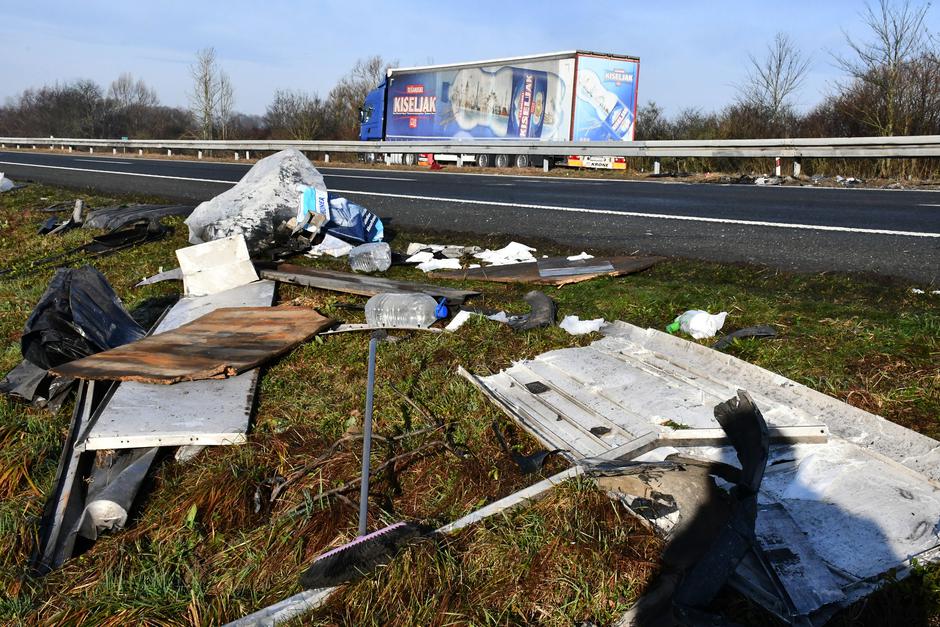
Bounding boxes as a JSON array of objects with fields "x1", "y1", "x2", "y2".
[
  {"x1": 494, "y1": 154, "x2": 510, "y2": 168},
  {"x1": 476, "y1": 154, "x2": 490, "y2": 168},
  {"x1": 403, "y1": 153, "x2": 417, "y2": 166},
  {"x1": 514, "y1": 154, "x2": 530, "y2": 168}
]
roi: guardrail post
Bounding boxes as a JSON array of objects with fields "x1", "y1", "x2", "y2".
[
  {"x1": 33, "y1": 145, "x2": 37, "y2": 150},
  {"x1": 457, "y1": 155, "x2": 463, "y2": 167},
  {"x1": 112, "y1": 148, "x2": 117, "y2": 155},
  {"x1": 234, "y1": 152, "x2": 239, "y2": 160},
  {"x1": 543, "y1": 158, "x2": 550, "y2": 172},
  {"x1": 138, "y1": 149, "x2": 143, "y2": 156},
  {"x1": 653, "y1": 160, "x2": 661, "y2": 175},
  {"x1": 68, "y1": 146, "x2": 72, "y2": 153},
  {"x1": 198, "y1": 150, "x2": 203, "y2": 160},
  {"x1": 324, "y1": 153, "x2": 330, "y2": 163},
  {"x1": 793, "y1": 158, "x2": 802, "y2": 178},
  {"x1": 16, "y1": 144, "x2": 20, "y2": 149},
  {"x1": 89, "y1": 147, "x2": 93, "y2": 154},
  {"x1": 775, "y1": 157, "x2": 782, "y2": 177},
  {"x1": 167, "y1": 149, "x2": 172, "y2": 156}
]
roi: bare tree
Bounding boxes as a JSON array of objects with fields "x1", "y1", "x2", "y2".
[
  {"x1": 834, "y1": 0, "x2": 931, "y2": 136},
  {"x1": 327, "y1": 56, "x2": 395, "y2": 139},
  {"x1": 217, "y1": 71, "x2": 235, "y2": 140},
  {"x1": 738, "y1": 32, "x2": 810, "y2": 132},
  {"x1": 188, "y1": 48, "x2": 234, "y2": 140},
  {"x1": 108, "y1": 73, "x2": 158, "y2": 109},
  {"x1": 265, "y1": 89, "x2": 329, "y2": 139}
]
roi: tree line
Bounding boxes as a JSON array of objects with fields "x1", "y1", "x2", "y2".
[
  {"x1": 0, "y1": 50, "x2": 388, "y2": 142},
  {"x1": 0, "y1": 0, "x2": 937, "y2": 152}
]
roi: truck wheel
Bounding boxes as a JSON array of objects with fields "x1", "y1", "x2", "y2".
[
  {"x1": 476, "y1": 154, "x2": 490, "y2": 168},
  {"x1": 514, "y1": 154, "x2": 529, "y2": 168},
  {"x1": 494, "y1": 154, "x2": 510, "y2": 169},
  {"x1": 403, "y1": 153, "x2": 417, "y2": 166}
]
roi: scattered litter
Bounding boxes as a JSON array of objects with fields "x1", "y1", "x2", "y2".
[
  {"x1": 566, "y1": 252, "x2": 594, "y2": 261},
  {"x1": 185, "y1": 149, "x2": 328, "y2": 254},
  {"x1": 712, "y1": 325, "x2": 777, "y2": 350},
  {"x1": 431, "y1": 255, "x2": 662, "y2": 286},
  {"x1": 257, "y1": 263, "x2": 479, "y2": 304},
  {"x1": 836, "y1": 175, "x2": 863, "y2": 187},
  {"x1": 462, "y1": 321, "x2": 940, "y2": 624},
  {"x1": 365, "y1": 293, "x2": 440, "y2": 328},
  {"x1": 0, "y1": 359, "x2": 73, "y2": 411},
  {"x1": 444, "y1": 309, "x2": 476, "y2": 331},
  {"x1": 135, "y1": 267, "x2": 183, "y2": 287},
  {"x1": 537, "y1": 256, "x2": 614, "y2": 278},
  {"x1": 52, "y1": 306, "x2": 332, "y2": 384},
  {"x1": 33, "y1": 281, "x2": 276, "y2": 575},
  {"x1": 83, "y1": 204, "x2": 194, "y2": 231},
  {"x1": 21, "y1": 266, "x2": 145, "y2": 369},
  {"x1": 506, "y1": 291, "x2": 556, "y2": 331},
  {"x1": 306, "y1": 233, "x2": 354, "y2": 258},
  {"x1": 349, "y1": 242, "x2": 392, "y2": 273},
  {"x1": 491, "y1": 421, "x2": 565, "y2": 474},
  {"x1": 176, "y1": 234, "x2": 259, "y2": 297},
  {"x1": 322, "y1": 323, "x2": 444, "y2": 335},
  {"x1": 0, "y1": 172, "x2": 14, "y2": 192},
  {"x1": 666, "y1": 309, "x2": 728, "y2": 339},
  {"x1": 473, "y1": 241, "x2": 537, "y2": 265},
  {"x1": 295, "y1": 184, "x2": 330, "y2": 235},
  {"x1": 416, "y1": 258, "x2": 463, "y2": 272},
  {"x1": 407, "y1": 242, "x2": 481, "y2": 259},
  {"x1": 559, "y1": 315, "x2": 606, "y2": 335},
  {"x1": 754, "y1": 176, "x2": 782, "y2": 186},
  {"x1": 406, "y1": 250, "x2": 434, "y2": 264},
  {"x1": 911, "y1": 288, "x2": 925, "y2": 294},
  {"x1": 324, "y1": 196, "x2": 384, "y2": 244}
]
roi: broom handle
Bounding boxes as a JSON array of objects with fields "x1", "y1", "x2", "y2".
[{"x1": 358, "y1": 334, "x2": 378, "y2": 536}]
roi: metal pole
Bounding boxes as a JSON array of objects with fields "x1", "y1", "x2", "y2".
[{"x1": 357, "y1": 334, "x2": 378, "y2": 536}]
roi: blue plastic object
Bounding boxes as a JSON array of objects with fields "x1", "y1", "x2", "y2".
[{"x1": 435, "y1": 299, "x2": 449, "y2": 319}]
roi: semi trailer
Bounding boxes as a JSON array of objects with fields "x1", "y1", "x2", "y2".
[{"x1": 358, "y1": 50, "x2": 640, "y2": 169}]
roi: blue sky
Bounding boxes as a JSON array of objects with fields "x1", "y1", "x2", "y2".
[{"x1": 2, "y1": 0, "x2": 939, "y2": 116}]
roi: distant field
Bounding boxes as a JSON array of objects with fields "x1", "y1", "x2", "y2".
[{"x1": 0, "y1": 183, "x2": 937, "y2": 625}]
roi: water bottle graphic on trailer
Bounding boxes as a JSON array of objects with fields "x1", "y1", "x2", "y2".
[{"x1": 576, "y1": 69, "x2": 634, "y2": 140}]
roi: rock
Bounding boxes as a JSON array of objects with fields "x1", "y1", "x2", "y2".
[{"x1": 184, "y1": 149, "x2": 328, "y2": 255}]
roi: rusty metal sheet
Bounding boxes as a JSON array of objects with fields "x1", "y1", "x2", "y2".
[
  {"x1": 258, "y1": 263, "x2": 480, "y2": 304},
  {"x1": 429, "y1": 255, "x2": 663, "y2": 286},
  {"x1": 52, "y1": 307, "x2": 333, "y2": 384}
]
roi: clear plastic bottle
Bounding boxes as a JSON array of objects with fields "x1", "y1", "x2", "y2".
[
  {"x1": 365, "y1": 293, "x2": 439, "y2": 328},
  {"x1": 349, "y1": 242, "x2": 392, "y2": 272}
]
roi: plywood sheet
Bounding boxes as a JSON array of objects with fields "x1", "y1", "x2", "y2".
[
  {"x1": 429, "y1": 255, "x2": 663, "y2": 286},
  {"x1": 53, "y1": 305, "x2": 332, "y2": 384}
]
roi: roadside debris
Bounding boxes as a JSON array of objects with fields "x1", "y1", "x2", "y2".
[
  {"x1": 0, "y1": 172, "x2": 14, "y2": 192},
  {"x1": 836, "y1": 175, "x2": 863, "y2": 187},
  {"x1": 754, "y1": 176, "x2": 782, "y2": 186},
  {"x1": 22, "y1": 266, "x2": 145, "y2": 369},
  {"x1": 491, "y1": 421, "x2": 565, "y2": 474},
  {"x1": 666, "y1": 309, "x2": 728, "y2": 339},
  {"x1": 462, "y1": 321, "x2": 940, "y2": 624},
  {"x1": 349, "y1": 242, "x2": 392, "y2": 272},
  {"x1": 52, "y1": 306, "x2": 332, "y2": 384},
  {"x1": 256, "y1": 262, "x2": 479, "y2": 305},
  {"x1": 406, "y1": 242, "x2": 481, "y2": 259},
  {"x1": 711, "y1": 325, "x2": 777, "y2": 350},
  {"x1": 505, "y1": 291, "x2": 556, "y2": 331},
  {"x1": 176, "y1": 234, "x2": 259, "y2": 297},
  {"x1": 559, "y1": 315, "x2": 606, "y2": 335},
  {"x1": 431, "y1": 254, "x2": 662, "y2": 286},
  {"x1": 135, "y1": 266, "x2": 183, "y2": 287},
  {"x1": 83, "y1": 203, "x2": 193, "y2": 230},
  {"x1": 185, "y1": 149, "x2": 329, "y2": 255},
  {"x1": 365, "y1": 293, "x2": 440, "y2": 328},
  {"x1": 474, "y1": 241, "x2": 537, "y2": 265},
  {"x1": 306, "y1": 233, "x2": 354, "y2": 258}
]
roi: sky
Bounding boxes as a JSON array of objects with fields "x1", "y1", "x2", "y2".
[{"x1": 2, "y1": 0, "x2": 939, "y2": 117}]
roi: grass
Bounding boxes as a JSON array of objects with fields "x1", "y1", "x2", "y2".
[{"x1": 0, "y1": 181, "x2": 938, "y2": 625}]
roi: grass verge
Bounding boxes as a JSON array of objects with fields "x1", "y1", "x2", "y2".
[{"x1": 0, "y1": 182, "x2": 937, "y2": 625}]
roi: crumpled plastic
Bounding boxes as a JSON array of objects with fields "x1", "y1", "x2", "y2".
[
  {"x1": 21, "y1": 266, "x2": 145, "y2": 369},
  {"x1": 559, "y1": 315, "x2": 606, "y2": 335}
]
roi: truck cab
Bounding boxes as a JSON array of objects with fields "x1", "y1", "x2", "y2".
[{"x1": 358, "y1": 81, "x2": 386, "y2": 142}]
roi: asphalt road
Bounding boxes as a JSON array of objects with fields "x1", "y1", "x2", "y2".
[{"x1": 2, "y1": 150, "x2": 939, "y2": 283}]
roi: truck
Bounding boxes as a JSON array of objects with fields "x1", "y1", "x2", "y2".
[{"x1": 358, "y1": 50, "x2": 640, "y2": 169}]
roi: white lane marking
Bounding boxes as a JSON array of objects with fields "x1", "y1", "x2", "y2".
[
  {"x1": 3, "y1": 160, "x2": 937, "y2": 238},
  {"x1": 324, "y1": 173, "x2": 414, "y2": 181},
  {"x1": 74, "y1": 158, "x2": 132, "y2": 165},
  {"x1": 329, "y1": 188, "x2": 940, "y2": 239},
  {"x1": 919, "y1": 203, "x2": 940, "y2": 207},
  {"x1": 0, "y1": 160, "x2": 233, "y2": 184}
]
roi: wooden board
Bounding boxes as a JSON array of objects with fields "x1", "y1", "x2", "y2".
[
  {"x1": 259, "y1": 263, "x2": 480, "y2": 304},
  {"x1": 429, "y1": 255, "x2": 663, "y2": 286},
  {"x1": 52, "y1": 306, "x2": 333, "y2": 384}
]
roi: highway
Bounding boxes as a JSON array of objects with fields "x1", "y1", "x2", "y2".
[{"x1": 1, "y1": 150, "x2": 938, "y2": 283}]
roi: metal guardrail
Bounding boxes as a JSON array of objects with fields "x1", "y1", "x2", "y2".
[{"x1": 3, "y1": 135, "x2": 940, "y2": 159}]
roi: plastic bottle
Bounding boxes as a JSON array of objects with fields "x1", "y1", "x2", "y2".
[
  {"x1": 365, "y1": 293, "x2": 439, "y2": 328},
  {"x1": 576, "y1": 69, "x2": 634, "y2": 140},
  {"x1": 349, "y1": 242, "x2": 392, "y2": 273},
  {"x1": 666, "y1": 310, "x2": 728, "y2": 339}
]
